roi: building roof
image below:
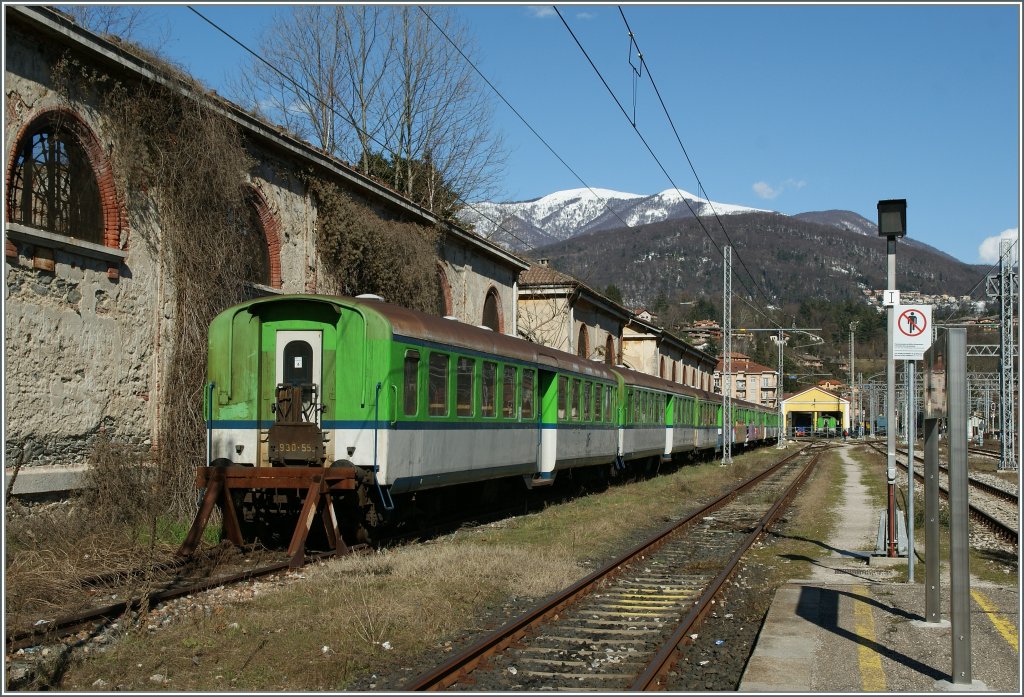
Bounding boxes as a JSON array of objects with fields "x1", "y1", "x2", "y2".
[
  {"x1": 781, "y1": 386, "x2": 849, "y2": 404},
  {"x1": 716, "y1": 354, "x2": 776, "y2": 374}
]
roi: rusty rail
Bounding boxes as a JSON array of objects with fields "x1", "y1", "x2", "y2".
[{"x1": 405, "y1": 444, "x2": 819, "y2": 691}]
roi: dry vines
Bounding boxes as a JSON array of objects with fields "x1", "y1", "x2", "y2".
[
  {"x1": 307, "y1": 177, "x2": 441, "y2": 313},
  {"x1": 52, "y1": 54, "x2": 258, "y2": 522}
]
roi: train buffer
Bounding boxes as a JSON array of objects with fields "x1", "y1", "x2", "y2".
[{"x1": 176, "y1": 464, "x2": 358, "y2": 568}]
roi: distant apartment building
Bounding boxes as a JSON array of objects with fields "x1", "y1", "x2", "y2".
[{"x1": 713, "y1": 353, "x2": 779, "y2": 407}]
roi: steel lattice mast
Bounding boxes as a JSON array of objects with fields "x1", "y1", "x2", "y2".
[
  {"x1": 997, "y1": 239, "x2": 1018, "y2": 470},
  {"x1": 722, "y1": 245, "x2": 732, "y2": 465}
]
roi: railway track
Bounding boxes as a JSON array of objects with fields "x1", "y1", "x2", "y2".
[
  {"x1": 4, "y1": 547, "x2": 356, "y2": 653},
  {"x1": 405, "y1": 443, "x2": 826, "y2": 691},
  {"x1": 867, "y1": 442, "x2": 1018, "y2": 546}
]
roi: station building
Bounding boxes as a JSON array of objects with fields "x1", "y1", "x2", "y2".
[{"x1": 781, "y1": 386, "x2": 850, "y2": 435}]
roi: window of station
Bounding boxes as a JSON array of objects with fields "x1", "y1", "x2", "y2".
[
  {"x1": 428, "y1": 353, "x2": 449, "y2": 416},
  {"x1": 8, "y1": 122, "x2": 102, "y2": 243},
  {"x1": 521, "y1": 370, "x2": 535, "y2": 419},
  {"x1": 403, "y1": 350, "x2": 420, "y2": 416},
  {"x1": 481, "y1": 361, "x2": 496, "y2": 417},
  {"x1": 501, "y1": 365, "x2": 516, "y2": 418},
  {"x1": 456, "y1": 357, "x2": 474, "y2": 416}
]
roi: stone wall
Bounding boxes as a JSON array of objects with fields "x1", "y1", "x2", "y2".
[{"x1": 3, "y1": 9, "x2": 526, "y2": 475}]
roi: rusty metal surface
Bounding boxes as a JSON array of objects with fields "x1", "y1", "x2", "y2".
[{"x1": 268, "y1": 423, "x2": 325, "y2": 465}]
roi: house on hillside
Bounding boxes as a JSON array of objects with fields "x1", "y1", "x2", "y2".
[{"x1": 3, "y1": 6, "x2": 528, "y2": 483}]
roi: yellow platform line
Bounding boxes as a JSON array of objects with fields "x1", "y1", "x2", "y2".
[
  {"x1": 852, "y1": 584, "x2": 887, "y2": 692},
  {"x1": 971, "y1": 589, "x2": 1019, "y2": 652}
]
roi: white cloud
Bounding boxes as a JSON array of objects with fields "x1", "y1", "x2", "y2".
[
  {"x1": 977, "y1": 228, "x2": 1019, "y2": 264},
  {"x1": 752, "y1": 178, "x2": 806, "y2": 200},
  {"x1": 753, "y1": 181, "x2": 779, "y2": 199},
  {"x1": 526, "y1": 7, "x2": 556, "y2": 19}
]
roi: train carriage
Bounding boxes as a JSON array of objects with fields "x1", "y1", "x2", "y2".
[{"x1": 199, "y1": 293, "x2": 779, "y2": 552}]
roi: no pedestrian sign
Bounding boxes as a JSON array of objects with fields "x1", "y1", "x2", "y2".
[{"x1": 893, "y1": 304, "x2": 932, "y2": 360}]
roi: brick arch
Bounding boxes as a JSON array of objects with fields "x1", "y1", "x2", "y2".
[
  {"x1": 5, "y1": 107, "x2": 126, "y2": 257},
  {"x1": 481, "y1": 286, "x2": 504, "y2": 333},
  {"x1": 577, "y1": 324, "x2": 589, "y2": 358},
  {"x1": 247, "y1": 185, "x2": 283, "y2": 288}
]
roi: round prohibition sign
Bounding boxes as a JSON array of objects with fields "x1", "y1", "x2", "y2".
[{"x1": 897, "y1": 308, "x2": 927, "y2": 337}]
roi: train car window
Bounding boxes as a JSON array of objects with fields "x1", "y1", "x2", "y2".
[
  {"x1": 605, "y1": 386, "x2": 613, "y2": 423},
  {"x1": 428, "y1": 353, "x2": 449, "y2": 416},
  {"x1": 404, "y1": 350, "x2": 420, "y2": 416},
  {"x1": 502, "y1": 366, "x2": 516, "y2": 418},
  {"x1": 457, "y1": 357, "x2": 474, "y2": 417},
  {"x1": 522, "y1": 370, "x2": 535, "y2": 419},
  {"x1": 481, "y1": 361, "x2": 497, "y2": 417},
  {"x1": 570, "y1": 379, "x2": 580, "y2": 420},
  {"x1": 583, "y1": 382, "x2": 592, "y2": 421},
  {"x1": 557, "y1": 376, "x2": 567, "y2": 421},
  {"x1": 594, "y1": 384, "x2": 603, "y2": 422}
]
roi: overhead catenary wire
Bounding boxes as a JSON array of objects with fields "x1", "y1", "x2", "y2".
[
  {"x1": 617, "y1": 6, "x2": 793, "y2": 331},
  {"x1": 554, "y1": 6, "x2": 783, "y2": 331},
  {"x1": 938, "y1": 238, "x2": 1018, "y2": 324},
  {"x1": 417, "y1": 6, "x2": 637, "y2": 238},
  {"x1": 186, "y1": 5, "x2": 536, "y2": 251}
]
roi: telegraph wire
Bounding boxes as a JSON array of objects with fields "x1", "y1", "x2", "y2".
[
  {"x1": 557, "y1": 5, "x2": 778, "y2": 329},
  {"x1": 617, "y1": 6, "x2": 791, "y2": 330},
  {"x1": 939, "y1": 237, "x2": 1018, "y2": 324},
  {"x1": 186, "y1": 5, "x2": 536, "y2": 252},
  {"x1": 417, "y1": 6, "x2": 637, "y2": 237}
]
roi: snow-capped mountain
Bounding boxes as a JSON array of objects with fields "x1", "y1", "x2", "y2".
[{"x1": 460, "y1": 187, "x2": 772, "y2": 251}]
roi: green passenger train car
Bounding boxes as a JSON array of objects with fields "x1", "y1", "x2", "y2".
[{"x1": 203, "y1": 294, "x2": 778, "y2": 545}]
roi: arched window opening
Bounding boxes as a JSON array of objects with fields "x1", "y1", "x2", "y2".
[
  {"x1": 659, "y1": 356, "x2": 666, "y2": 379},
  {"x1": 482, "y1": 287, "x2": 503, "y2": 332},
  {"x1": 605, "y1": 336, "x2": 615, "y2": 365},
  {"x1": 577, "y1": 325, "x2": 589, "y2": 359},
  {"x1": 235, "y1": 200, "x2": 271, "y2": 286},
  {"x1": 8, "y1": 122, "x2": 102, "y2": 243},
  {"x1": 672, "y1": 362, "x2": 678, "y2": 383},
  {"x1": 437, "y1": 263, "x2": 453, "y2": 316}
]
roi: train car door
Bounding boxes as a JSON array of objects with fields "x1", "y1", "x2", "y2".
[
  {"x1": 276, "y1": 330, "x2": 323, "y2": 409},
  {"x1": 264, "y1": 330, "x2": 323, "y2": 464}
]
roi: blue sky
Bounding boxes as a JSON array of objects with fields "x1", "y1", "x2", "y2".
[{"x1": 121, "y1": 3, "x2": 1020, "y2": 266}]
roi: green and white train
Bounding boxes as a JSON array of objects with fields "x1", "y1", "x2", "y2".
[{"x1": 204, "y1": 294, "x2": 779, "y2": 542}]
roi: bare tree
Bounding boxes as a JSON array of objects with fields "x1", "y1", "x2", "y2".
[
  {"x1": 59, "y1": 4, "x2": 169, "y2": 50},
  {"x1": 229, "y1": 5, "x2": 505, "y2": 217}
]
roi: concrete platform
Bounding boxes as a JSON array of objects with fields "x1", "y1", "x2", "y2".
[
  {"x1": 739, "y1": 577, "x2": 1019, "y2": 692},
  {"x1": 739, "y1": 443, "x2": 1020, "y2": 692}
]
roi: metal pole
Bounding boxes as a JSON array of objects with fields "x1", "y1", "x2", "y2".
[
  {"x1": 906, "y1": 360, "x2": 915, "y2": 582},
  {"x1": 722, "y1": 246, "x2": 732, "y2": 465},
  {"x1": 777, "y1": 328, "x2": 785, "y2": 447},
  {"x1": 849, "y1": 321, "x2": 857, "y2": 436},
  {"x1": 924, "y1": 342, "x2": 942, "y2": 621},
  {"x1": 947, "y1": 328, "x2": 972, "y2": 684},
  {"x1": 886, "y1": 236, "x2": 898, "y2": 556}
]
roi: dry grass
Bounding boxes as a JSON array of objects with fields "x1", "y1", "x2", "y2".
[
  {"x1": 45, "y1": 447, "x2": 786, "y2": 691},
  {"x1": 4, "y1": 435, "x2": 189, "y2": 631}
]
